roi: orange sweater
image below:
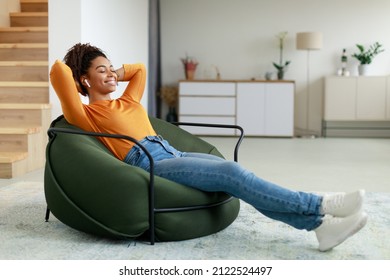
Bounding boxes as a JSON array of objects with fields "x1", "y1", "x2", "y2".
[{"x1": 50, "y1": 60, "x2": 156, "y2": 160}]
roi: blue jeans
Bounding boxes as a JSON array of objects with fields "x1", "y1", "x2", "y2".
[{"x1": 124, "y1": 136, "x2": 323, "y2": 231}]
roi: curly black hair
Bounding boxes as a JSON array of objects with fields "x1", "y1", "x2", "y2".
[{"x1": 63, "y1": 43, "x2": 107, "y2": 96}]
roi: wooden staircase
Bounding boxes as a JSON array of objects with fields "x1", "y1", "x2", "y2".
[{"x1": 0, "y1": 0, "x2": 50, "y2": 178}]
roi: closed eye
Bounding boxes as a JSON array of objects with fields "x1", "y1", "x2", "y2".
[{"x1": 96, "y1": 65, "x2": 116, "y2": 75}]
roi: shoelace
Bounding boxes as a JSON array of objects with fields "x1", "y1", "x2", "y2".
[{"x1": 322, "y1": 193, "x2": 344, "y2": 212}]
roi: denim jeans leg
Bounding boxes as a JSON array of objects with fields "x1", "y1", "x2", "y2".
[
  {"x1": 124, "y1": 137, "x2": 323, "y2": 231},
  {"x1": 153, "y1": 154, "x2": 323, "y2": 231}
]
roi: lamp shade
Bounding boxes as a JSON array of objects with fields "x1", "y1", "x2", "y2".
[{"x1": 296, "y1": 32, "x2": 323, "y2": 50}]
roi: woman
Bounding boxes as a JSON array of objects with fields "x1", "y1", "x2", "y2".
[{"x1": 50, "y1": 43, "x2": 367, "y2": 252}]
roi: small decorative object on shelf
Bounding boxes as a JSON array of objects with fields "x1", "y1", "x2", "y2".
[
  {"x1": 160, "y1": 86, "x2": 178, "y2": 122},
  {"x1": 337, "y1": 48, "x2": 350, "y2": 76},
  {"x1": 213, "y1": 65, "x2": 221, "y2": 80},
  {"x1": 265, "y1": 71, "x2": 273, "y2": 80},
  {"x1": 351, "y1": 42, "x2": 384, "y2": 76},
  {"x1": 181, "y1": 55, "x2": 198, "y2": 80},
  {"x1": 272, "y1": 31, "x2": 291, "y2": 80}
]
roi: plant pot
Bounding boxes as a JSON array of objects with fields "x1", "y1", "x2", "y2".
[
  {"x1": 277, "y1": 70, "x2": 284, "y2": 80},
  {"x1": 358, "y1": 64, "x2": 369, "y2": 76},
  {"x1": 185, "y1": 69, "x2": 195, "y2": 80}
]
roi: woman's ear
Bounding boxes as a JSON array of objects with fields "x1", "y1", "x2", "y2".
[{"x1": 80, "y1": 76, "x2": 91, "y2": 88}]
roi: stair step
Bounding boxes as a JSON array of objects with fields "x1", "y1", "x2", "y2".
[
  {"x1": 0, "y1": 81, "x2": 48, "y2": 86},
  {"x1": 0, "y1": 102, "x2": 51, "y2": 110},
  {"x1": 0, "y1": 103, "x2": 49, "y2": 178},
  {"x1": 0, "y1": 119, "x2": 47, "y2": 178},
  {"x1": 0, "y1": 125, "x2": 41, "y2": 154},
  {"x1": 0, "y1": 102, "x2": 50, "y2": 109},
  {"x1": 0, "y1": 61, "x2": 48, "y2": 81},
  {"x1": 0, "y1": 125, "x2": 41, "y2": 134},
  {"x1": 0, "y1": 152, "x2": 28, "y2": 163},
  {"x1": 0, "y1": 152, "x2": 28, "y2": 178},
  {"x1": 0, "y1": 61, "x2": 48, "y2": 66},
  {"x1": 0, "y1": 103, "x2": 51, "y2": 127},
  {"x1": 0, "y1": 43, "x2": 48, "y2": 61},
  {"x1": 21, "y1": 0, "x2": 48, "y2": 13},
  {"x1": 10, "y1": 12, "x2": 48, "y2": 27},
  {"x1": 0, "y1": 81, "x2": 49, "y2": 103},
  {"x1": 0, "y1": 27, "x2": 48, "y2": 43}
]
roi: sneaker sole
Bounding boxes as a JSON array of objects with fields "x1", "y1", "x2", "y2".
[{"x1": 319, "y1": 212, "x2": 368, "y2": 252}]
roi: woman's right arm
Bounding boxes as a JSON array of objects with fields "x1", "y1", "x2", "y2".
[{"x1": 50, "y1": 60, "x2": 86, "y2": 123}]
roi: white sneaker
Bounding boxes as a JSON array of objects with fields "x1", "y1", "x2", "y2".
[
  {"x1": 321, "y1": 189, "x2": 365, "y2": 217},
  {"x1": 315, "y1": 211, "x2": 368, "y2": 252}
]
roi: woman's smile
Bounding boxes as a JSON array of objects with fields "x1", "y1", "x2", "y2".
[{"x1": 105, "y1": 78, "x2": 117, "y2": 86}]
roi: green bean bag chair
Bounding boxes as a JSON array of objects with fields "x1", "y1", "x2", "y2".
[{"x1": 44, "y1": 116, "x2": 240, "y2": 242}]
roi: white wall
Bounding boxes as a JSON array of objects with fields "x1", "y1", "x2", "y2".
[
  {"x1": 160, "y1": 0, "x2": 390, "y2": 135},
  {"x1": 2, "y1": 0, "x2": 389, "y2": 133},
  {"x1": 49, "y1": 0, "x2": 149, "y2": 119}
]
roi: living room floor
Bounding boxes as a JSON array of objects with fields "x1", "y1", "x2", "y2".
[
  {"x1": 1, "y1": 136, "x2": 389, "y2": 193},
  {"x1": 0, "y1": 136, "x2": 389, "y2": 261}
]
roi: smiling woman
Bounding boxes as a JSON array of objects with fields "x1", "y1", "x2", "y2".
[
  {"x1": 49, "y1": 42, "x2": 368, "y2": 252},
  {"x1": 62, "y1": 43, "x2": 122, "y2": 100},
  {"x1": 50, "y1": 43, "x2": 154, "y2": 160}
]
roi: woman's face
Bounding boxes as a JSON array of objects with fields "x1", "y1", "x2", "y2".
[{"x1": 83, "y1": 56, "x2": 118, "y2": 98}]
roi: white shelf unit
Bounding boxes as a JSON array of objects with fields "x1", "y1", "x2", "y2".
[{"x1": 178, "y1": 80, "x2": 295, "y2": 137}]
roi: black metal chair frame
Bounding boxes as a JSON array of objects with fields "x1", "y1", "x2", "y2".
[{"x1": 45, "y1": 121, "x2": 244, "y2": 245}]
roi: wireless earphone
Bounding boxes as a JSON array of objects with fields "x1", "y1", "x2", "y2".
[{"x1": 84, "y1": 79, "x2": 91, "y2": 88}]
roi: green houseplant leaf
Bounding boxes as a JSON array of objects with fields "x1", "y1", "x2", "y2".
[
  {"x1": 351, "y1": 42, "x2": 384, "y2": 65},
  {"x1": 273, "y1": 61, "x2": 290, "y2": 71}
]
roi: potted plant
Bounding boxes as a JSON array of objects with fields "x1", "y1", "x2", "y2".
[
  {"x1": 273, "y1": 31, "x2": 291, "y2": 80},
  {"x1": 181, "y1": 54, "x2": 198, "y2": 80},
  {"x1": 351, "y1": 42, "x2": 384, "y2": 75}
]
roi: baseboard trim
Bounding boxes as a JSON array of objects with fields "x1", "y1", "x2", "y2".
[{"x1": 322, "y1": 120, "x2": 390, "y2": 138}]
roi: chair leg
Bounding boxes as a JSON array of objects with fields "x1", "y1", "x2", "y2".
[{"x1": 45, "y1": 207, "x2": 50, "y2": 222}]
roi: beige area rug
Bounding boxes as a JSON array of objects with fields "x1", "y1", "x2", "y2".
[{"x1": 0, "y1": 181, "x2": 389, "y2": 260}]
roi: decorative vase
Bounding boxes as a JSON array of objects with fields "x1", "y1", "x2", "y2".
[
  {"x1": 358, "y1": 64, "x2": 369, "y2": 76},
  {"x1": 166, "y1": 107, "x2": 178, "y2": 123},
  {"x1": 181, "y1": 57, "x2": 198, "y2": 80},
  {"x1": 185, "y1": 69, "x2": 195, "y2": 80},
  {"x1": 277, "y1": 70, "x2": 284, "y2": 80},
  {"x1": 265, "y1": 72, "x2": 273, "y2": 80}
]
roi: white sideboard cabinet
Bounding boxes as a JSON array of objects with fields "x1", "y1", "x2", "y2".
[
  {"x1": 178, "y1": 80, "x2": 295, "y2": 136},
  {"x1": 236, "y1": 82, "x2": 294, "y2": 136},
  {"x1": 323, "y1": 76, "x2": 390, "y2": 137}
]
